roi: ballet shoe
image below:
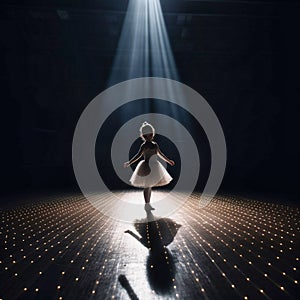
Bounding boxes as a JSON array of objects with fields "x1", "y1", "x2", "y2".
[{"x1": 144, "y1": 203, "x2": 155, "y2": 211}]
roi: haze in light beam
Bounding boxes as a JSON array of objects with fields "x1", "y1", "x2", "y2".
[{"x1": 109, "y1": 0, "x2": 179, "y2": 86}]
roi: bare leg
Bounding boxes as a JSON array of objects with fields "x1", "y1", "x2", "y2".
[{"x1": 143, "y1": 188, "x2": 151, "y2": 203}]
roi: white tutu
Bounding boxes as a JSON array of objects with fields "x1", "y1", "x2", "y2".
[{"x1": 130, "y1": 157, "x2": 173, "y2": 188}]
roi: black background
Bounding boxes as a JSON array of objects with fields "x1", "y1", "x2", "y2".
[{"x1": 0, "y1": 0, "x2": 299, "y2": 202}]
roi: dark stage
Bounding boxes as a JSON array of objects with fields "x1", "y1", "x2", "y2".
[
  {"x1": 0, "y1": 192, "x2": 299, "y2": 299},
  {"x1": 0, "y1": 0, "x2": 300, "y2": 299}
]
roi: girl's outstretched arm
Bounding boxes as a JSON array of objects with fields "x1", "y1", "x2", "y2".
[
  {"x1": 124, "y1": 143, "x2": 144, "y2": 167},
  {"x1": 157, "y1": 144, "x2": 175, "y2": 166}
]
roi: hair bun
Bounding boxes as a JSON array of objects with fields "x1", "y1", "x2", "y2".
[{"x1": 140, "y1": 121, "x2": 155, "y2": 136}]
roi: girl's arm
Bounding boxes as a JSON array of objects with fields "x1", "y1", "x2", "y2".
[
  {"x1": 124, "y1": 144, "x2": 144, "y2": 167},
  {"x1": 157, "y1": 144, "x2": 175, "y2": 166}
]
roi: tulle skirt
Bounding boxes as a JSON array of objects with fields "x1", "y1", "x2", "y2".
[{"x1": 130, "y1": 159, "x2": 173, "y2": 188}]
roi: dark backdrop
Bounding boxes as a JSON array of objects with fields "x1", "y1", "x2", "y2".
[{"x1": 0, "y1": 0, "x2": 299, "y2": 202}]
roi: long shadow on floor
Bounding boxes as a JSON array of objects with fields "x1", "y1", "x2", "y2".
[{"x1": 125, "y1": 209, "x2": 182, "y2": 295}]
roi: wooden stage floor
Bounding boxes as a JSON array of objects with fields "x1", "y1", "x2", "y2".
[{"x1": 0, "y1": 191, "x2": 299, "y2": 300}]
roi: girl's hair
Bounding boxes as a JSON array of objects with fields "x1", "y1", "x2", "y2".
[{"x1": 140, "y1": 122, "x2": 155, "y2": 139}]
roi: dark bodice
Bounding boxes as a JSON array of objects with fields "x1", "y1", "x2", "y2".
[{"x1": 143, "y1": 142, "x2": 158, "y2": 162}]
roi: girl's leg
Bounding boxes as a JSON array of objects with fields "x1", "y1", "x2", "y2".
[
  {"x1": 143, "y1": 187, "x2": 152, "y2": 203},
  {"x1": 143, "y1": 188, "x2": 149, "y2": 203}
]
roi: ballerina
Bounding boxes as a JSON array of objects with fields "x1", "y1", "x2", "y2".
[{"x1": 124, "y1": 122, "x2": 175, "y2": 210}]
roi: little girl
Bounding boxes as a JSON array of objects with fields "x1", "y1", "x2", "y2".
[{"x1": 124, "y1": 122, "x2": 175, "y2": 210}]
